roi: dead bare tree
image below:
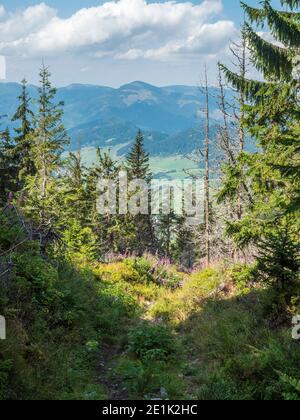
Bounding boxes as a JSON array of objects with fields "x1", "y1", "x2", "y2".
[
  {"x1": 216, "y1": 30, "x2": 256, "y2": 263},
  {"x1": 230, "y1": 35, "x2": 247, "y2": 219},
  {"x1": 203, "y1": 67, "x2": 211, "y2": 268}
]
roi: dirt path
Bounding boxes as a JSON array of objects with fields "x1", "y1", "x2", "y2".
[{"x1": 96, "y1": 344, "x2": 129, "y2": 400}]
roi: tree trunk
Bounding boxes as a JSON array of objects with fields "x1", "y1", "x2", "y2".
[{"x1": 204, "y1": 67, "x2": 211, "y2": 268}]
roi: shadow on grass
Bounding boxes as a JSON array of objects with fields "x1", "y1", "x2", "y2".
[{"x1": 177, "y1": 288, "x2": 300, "y2": 400}]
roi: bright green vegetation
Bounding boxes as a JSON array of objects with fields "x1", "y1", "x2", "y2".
[
  {"x1": 0, "y1": 223, "x2": 107, "y2": 400},
  {"x1": 1, "y1": 234, "x2": 299, "y2": 400}
]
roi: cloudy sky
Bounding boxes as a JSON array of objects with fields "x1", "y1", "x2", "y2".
[{"x1": 0, "y1": 0, "x2": 280, "y2": 87}]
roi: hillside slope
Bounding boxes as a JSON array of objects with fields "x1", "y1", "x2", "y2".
[
  {"x1": 1, "y1": 213, "x2": 299, "y2": 401},
  {"x1": 0, "y1": 81, "x2": 224, "y2": 156}
]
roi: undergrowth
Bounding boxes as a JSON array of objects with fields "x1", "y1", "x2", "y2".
[{"x1": 1, "y1": 229, "x2": 300, "y2": 400}]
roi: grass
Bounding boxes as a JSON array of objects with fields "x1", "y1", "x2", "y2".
[
  {"x1": 92, "y1": 259, "x2": 300, "y2": 400},
  {"x1": 1, "y1": 244, "x2": 300, "y2": 400}
]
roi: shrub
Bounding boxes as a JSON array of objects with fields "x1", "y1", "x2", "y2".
[
  {"x1": 14, "y1": 253, "x2": 60, "y2": 308},
  {"x1": 63, "y1": 220, "x2": 97, "y2": 263},
  {"x1": 117, "y1": 357, "x2": 184, "y2": 399},
  {"x1": 226, "y1": 264, "x2": 255, "y2": 293},
  {"x1": 0, "y1": 360, "x2": 13, "y2": 400},
  {"x1": 95, "y1": 262, "x2": 141, "y2": 284},
  {"x1": 252, "y1": 221, "x2": 300, "y2": 309},
  {"x1": 125, "y1": 257, "x2": 153, "y2": 284},
  {"x1": 125, "y1": 256, "x2": 184, "y2": 289},
  {"x1": 127, "y1": 323, "x2": 177, "y2": 362},
  {"x1": 278, "y1": 373, "x2": 300, "y2": 401}
]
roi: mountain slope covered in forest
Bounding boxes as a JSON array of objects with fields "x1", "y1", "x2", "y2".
[{"x1": 0, "y1": 81, "x2": 224, "y2": 156}]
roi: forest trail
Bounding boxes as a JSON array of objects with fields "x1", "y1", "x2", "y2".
[
  {"x1": 97, "y1": 344, "x2": 129, "y2": 400},
  {"x1": 93, "y1": 269, "x2": 218, "y2": 400}
]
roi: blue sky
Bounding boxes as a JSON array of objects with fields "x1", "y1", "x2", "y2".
[
  {"x1": 0, "y1": 0, "x2": 250, "y2": 24},
  {"x1": 0, "y1": 0, "x2": 283, "y2": 20},
  {"x1": 0, "y1": 1, "x2": 283, "y2": 86}
]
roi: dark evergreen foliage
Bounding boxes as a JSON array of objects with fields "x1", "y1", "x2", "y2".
[{"x1": 11, "y1": 79, "x2": 35, "y2": 183}]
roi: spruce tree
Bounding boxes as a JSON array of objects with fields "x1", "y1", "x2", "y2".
[
  {"x1": 126, "y1": 130, "x2": 151, "y2": 181},
  {"x1": 174, "y1": 220, "x2": 195, "y2": 269},
  {"x1": 86, "y1": 147, "x2": 121, "y2": 256},
  {"x1": 157, "y1": 211, "x2": 180, "y2": 260},
  {"x1": 0, "y1": 128, "x2": 18, "y2": 205},
  {"x1": 61, "y1": 150, "x2": 89, "y2": 227},
  {"x1": 12, "y1": 79, "x2": 35, "y2": 183},
  {"x1": 253, "y1": 218, "x2": 300, "y2": 296},
  {"x1": 25, "y1": 65, "x2": 69, "y2": 224},
  {"x1": 60, "y1": 150, "x2": 97, "y2": 262},
  {"x1": 219, "y1": 0, "x2": 300, "y2": 299},
  {"x1": 126, "y1": 130, "x2": 155, "y2": 254}
]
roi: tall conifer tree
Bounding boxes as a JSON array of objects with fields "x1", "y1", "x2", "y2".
[
  {"x1": 126, "y1": 130, "x2": 155, "y2": 254},
  {"x1": 219, "y1": 0, "x2": 300, "y2": 297},
  {"x1": 126, "y1": 130, "x2": 151, "y2": 181},
  {"x1": 12, "y1": 79, "x2": 35, "y2": 183},
  {"x1": 86, "y1": 147, "x2": 121, "y2": 256},
  {"x1": 0, "y1": 128, "x2": 18, "y2": 205},
  {"x1": 25, "y1": 65, "x2": 69, "y2": 223}
]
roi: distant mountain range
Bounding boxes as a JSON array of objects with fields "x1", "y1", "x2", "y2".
[{"x1": 0, "y1": 81, "x2": 230, "y2": 157}]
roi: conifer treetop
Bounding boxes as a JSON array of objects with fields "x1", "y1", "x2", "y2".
[
  {"x1": 222, "y1": 0, "x2": 300, "y2": 97},
  {"x1": 126, "y1": 130, "x2": 151, "y2": 181}
]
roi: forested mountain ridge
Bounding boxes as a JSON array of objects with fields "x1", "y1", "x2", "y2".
[{"x1": 0, "y1": 81, "x2": 224, "y2": 156}]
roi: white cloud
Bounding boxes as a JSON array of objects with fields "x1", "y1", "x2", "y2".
[
  {"x1": 0, "y1": 55, "x2": 6, "y2": 79},
  {"x1": 0, "y1": 5, "x2": 5, "y2": 18},
  {"x1": 119, "y1": 20, "x2": 236, "y2": 60},
  {"x1": 0, "y1": 0, "x2": 237, "y2": 61},
  {"x1": 0, "y1": 3, "x2": 55, "y2": 43}
]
